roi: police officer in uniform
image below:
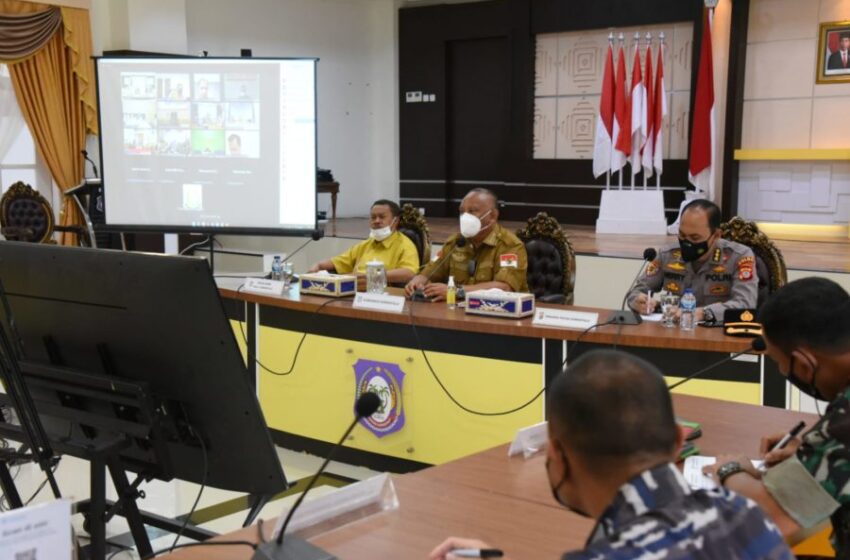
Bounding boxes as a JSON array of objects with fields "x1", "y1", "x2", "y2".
[
  {"x1": 627, "y1": 199, "x2": 758, "y2": 324},
  {"x1": 405, "y1": 188, "x2": 528, "y2": 301}
]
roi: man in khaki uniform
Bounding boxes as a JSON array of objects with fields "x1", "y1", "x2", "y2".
[
  {"x1": 405, "y1": 188, "x2": 528, "y2": 301},
  {"x1": 627, "y1": 199, "x2": 758, "y2": 325}
]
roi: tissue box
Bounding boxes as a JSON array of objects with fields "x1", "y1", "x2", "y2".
[
  {"x1": 465, "y1": 290, "x2": 535, "y2": 319},
  {"x1": 299, "y1": 273, "x2": 357, "y2": 297}
]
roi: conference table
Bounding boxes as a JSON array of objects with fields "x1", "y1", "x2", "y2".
[
  {"x1": 159, "y1": 394, "x2": 818, "y2": 559},
  {"x1": 217, "y1": 279, "x2": 787, "y2": 473}
]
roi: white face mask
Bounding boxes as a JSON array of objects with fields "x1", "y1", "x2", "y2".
[
  {"x1": 459, "y1": 210, "x2": 491, "y2": 238},
  {"x1": 369, "y1": 219, "x2": 395, "y2": 242}
]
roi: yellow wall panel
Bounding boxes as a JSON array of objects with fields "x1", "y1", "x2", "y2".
[{"x1": 257, "y1": 326, "x2": 544, "y2": 465}]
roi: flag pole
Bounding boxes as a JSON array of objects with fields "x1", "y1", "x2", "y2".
[
  {"x1": 605, "y1": 32, "x2": 614, "y2": 191},
  {"x1": 643, "y1": 31, "x2": 651, "y2": 191},
  {"x1": 656, "y1": 31, "x2": 665, "y2": 191},
  {"x1": 618, "y1": 32, "x2": 625, "y2": 190},
  {"x1": 630, "y1": 32, "x2": 639, "y2": 191}
]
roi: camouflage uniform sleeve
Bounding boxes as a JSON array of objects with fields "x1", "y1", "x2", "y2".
[
  {"x1": 703, "y1": 246, "x2": 759, "y2": 320},
  {"x1": 492, "y1": 238, "x2": 528, "y2": 292},
  {"x1": 626, "y1": 256, "x2": 664, "y2": 311},
  {"x1": 419, "y1": 237, "x2": 455, "y2": 284},
  {"x1": 763, "y1": 397, "x2": 850, "y2": 528}
]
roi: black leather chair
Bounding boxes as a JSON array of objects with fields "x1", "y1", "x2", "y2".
[
  {"x1": 0, "y1": 181, "x2": 88, "y2": 245},
  {"x1": 517, "y1": 212, "x2": 576, "y2": 304},
  {"x1": 397, "y1": 203, "x2": 431, "y2": 266},
  {"x1": 719, "y1": 216, "x2": 787, "y2": 309}
]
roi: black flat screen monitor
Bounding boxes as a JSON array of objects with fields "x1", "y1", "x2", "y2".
[{"x1": 0, "y1": 241, "x2": 286, "y2": 495}]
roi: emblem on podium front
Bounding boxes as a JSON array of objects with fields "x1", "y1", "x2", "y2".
[{"x1": 353, "y1": 359, "x2": 406, "y2": 438}]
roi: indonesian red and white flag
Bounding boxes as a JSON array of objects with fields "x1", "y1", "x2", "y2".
[
  {"x1": 593, "y1": 42, "x2": 615, "y2": 178},
  {"x1": 629, "y1": 44, "x2": 646, "y2": 176},
  {"x1": 653, "y1": 42, "x2": 667, "y2": 176},
  {"x1": 612, "y1": 44, "x2": 630, "y2": 173},
  {"x1": 642, "y1": 43, "x2": 655, "y2": 178},
  {"x1": 689, "y1": 9, "x2": 715, "y2": 197}
]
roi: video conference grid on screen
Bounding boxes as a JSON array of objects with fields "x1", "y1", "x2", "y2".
[{"x1": 97, "y1": 58, "x2": 317, "y2": 231}]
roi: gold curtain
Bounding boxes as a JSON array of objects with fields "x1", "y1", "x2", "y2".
[{"x1": 0, "y1": 0, "x2": 98, "y2": 245}]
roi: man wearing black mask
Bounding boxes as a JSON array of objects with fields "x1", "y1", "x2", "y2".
[
  {"x1": 705, "y1": 278, "x2": 850, "y2": 557},
  {"x1": 627, "y1": 199, "x2": 757, "y2": 324},
  {"x1": 430, "y1": 350, "x2": 792, "y2": 559}
]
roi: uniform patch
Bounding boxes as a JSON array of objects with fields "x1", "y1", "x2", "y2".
[
  {"x1": 499, "y1": 253, "x2": 519, "y2": 268},
  {"x1": 710, "y1": 284, "x2": 730, "y2": 296},
  {"x1": 666, "y1": 261, "x2": 686, "y2": 272},
  {"x1": 671, "y1": 249, "x2": 682, "y2": 260},
  {"x1": 737, "y1": 256, "x2": 755, "y2": 281},
  {"x1": 712, "y1": 265, "x2": 726, "y2": 274},
  {"x1": 712, "y1": 248, "x2": 722, "y2": 263},
  {"x1": 665, "y1": 281, "x2": 681, "y2": 293},
  {"x1": 646, "y1": 261, "x2": 660, "y2": 276}
]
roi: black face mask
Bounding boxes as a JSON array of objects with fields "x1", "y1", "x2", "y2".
[
  {"x1": 678, "y1": 237, "x2": 710, "y2": 263},
  {"x1": 786, "y1": 356, "x2": 826, "y2": 402},
  {"x1": 546, "y1": 451, "x2": 591, "y2": 518}
]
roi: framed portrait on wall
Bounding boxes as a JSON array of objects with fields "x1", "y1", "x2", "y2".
[{"x1": 817, "y1": 21, "x2": 850, "y2": 84}]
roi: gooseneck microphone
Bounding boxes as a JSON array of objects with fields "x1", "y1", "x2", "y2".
[
  {"x1": 411, "y1": 235, "x2": 467, "y2": 301},
  {"x1": 81, "y1": 149, "x2": 99, "y2": 178},
  {"x1": 251, "y1": 391, "x2": 381, "y2": 560},
  {"x1": 667, "y1": 336, "x2": 766, "y2": 391},
  {"x1": 607, "y1": 247, "x2": 658, "y2": 326}
]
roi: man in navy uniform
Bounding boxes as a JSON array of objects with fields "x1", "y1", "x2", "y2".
[{"x1": 430, "y1": 350, "x2": 793, "y2": 560}]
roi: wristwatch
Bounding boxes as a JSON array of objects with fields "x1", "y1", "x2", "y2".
[
  {"x1": 716, "y1": 461, "x2": 745, "y2": 486},
  {"x1": 703, "y1": 307, "x2": 716, "y2": 325}
]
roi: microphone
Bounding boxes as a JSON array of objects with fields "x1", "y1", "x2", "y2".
[
  {"x1": 81, "y1": 149, "x2": 99, "y2": 179},
  {"x1": 411, "y1": 236, "x2": 467, "y2": 301},
  {"x1": 667, "y1": 336, "x2": 766, "y2": 391},
  {"x1": 607, "y1": 248, "x2": 658, "y2": 326},
  {"x1": 252, "y1": 391, "x2": 381, "y2": 560}
]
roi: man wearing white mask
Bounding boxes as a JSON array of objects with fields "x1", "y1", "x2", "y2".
[
  {"x1": 308, "y1": 200, "x2": 419, "y2": 288},
  {"x1": 405, "y1": 188, "x2": 528, "y2": 301}
]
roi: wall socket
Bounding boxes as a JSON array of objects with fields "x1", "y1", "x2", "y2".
[{"x1": 405, "y1": 91, "x2": 423, "y2": 103}]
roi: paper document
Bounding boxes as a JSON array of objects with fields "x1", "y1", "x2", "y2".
[{"x1": 683, "y1": 455, "x2": 764, "y2": 490}]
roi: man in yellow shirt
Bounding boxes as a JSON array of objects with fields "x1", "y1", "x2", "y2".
[{"x1": 308, "y1": 200, "x2": 419, "y2": 288}]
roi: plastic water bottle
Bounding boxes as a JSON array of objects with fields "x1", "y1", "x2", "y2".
[
  {"x1": 446, "y1": 276, "x2": 457, "y2": 309},
  {"x1": 271, "y1": 256, "x2": 283, "y2": 281},
  {"x1": 680, "y1": 289, "x2": 696, "y2": 332}
]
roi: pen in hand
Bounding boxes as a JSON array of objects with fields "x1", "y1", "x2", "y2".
[
  {"x1": 451, "y1": 549, "x2": 505, "y2": 559},
  {"x1": 759, "y1": 420, "x2": 806, "y2": 472}
]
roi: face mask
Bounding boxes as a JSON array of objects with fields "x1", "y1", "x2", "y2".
[
  {"x1": 369, "y1": 226, "x2": 393, "y2": 242},
  {"x1": 369, "y1": 218, "x2": 396, "y2": 242},
  {"x1": 786, "y1": 356, "x2": 826, "y2": 402},
  {"x1": 459, "y1": 210, "x2": 491, "y2": 239},
  {"x1": 546, "y1": 451, "x2": 591, "y2": 518},
  {"x1": 678, "y1": 237, "x2": 710, "y2": 263}
]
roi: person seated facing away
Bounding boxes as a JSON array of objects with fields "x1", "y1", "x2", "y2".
[
  {"x1": 308, "y1": 200, "x2": 418, "y2": 288},
  {"x1": 404, "y1": 188, "x2": 527, "y2": 301},
  {"x1": 627, "y1": 199, "x2": 758, "y2": 325},
  {"x1": 705, "y1": 277, "x2": 850, "y2": 557},
  {"x1": 431, "y1": 350, "x2": 793, "y2": 560}
]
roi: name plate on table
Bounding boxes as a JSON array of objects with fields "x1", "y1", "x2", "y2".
[
  {"x1": 242, "y1": 277, "x2": 286, "y2": 296},
  {"x1": 508, "y1": 421, "x2": 549, "y2": 459},
  {"x1": 533, "y1": 308, "x2": 599, "y2": 330},
  {"x1": 0, "y1": 500, "x2": 72, "y2": 560},
  {"x1": 353, "y1": 292, "x2": 406, "y2": 314}
]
